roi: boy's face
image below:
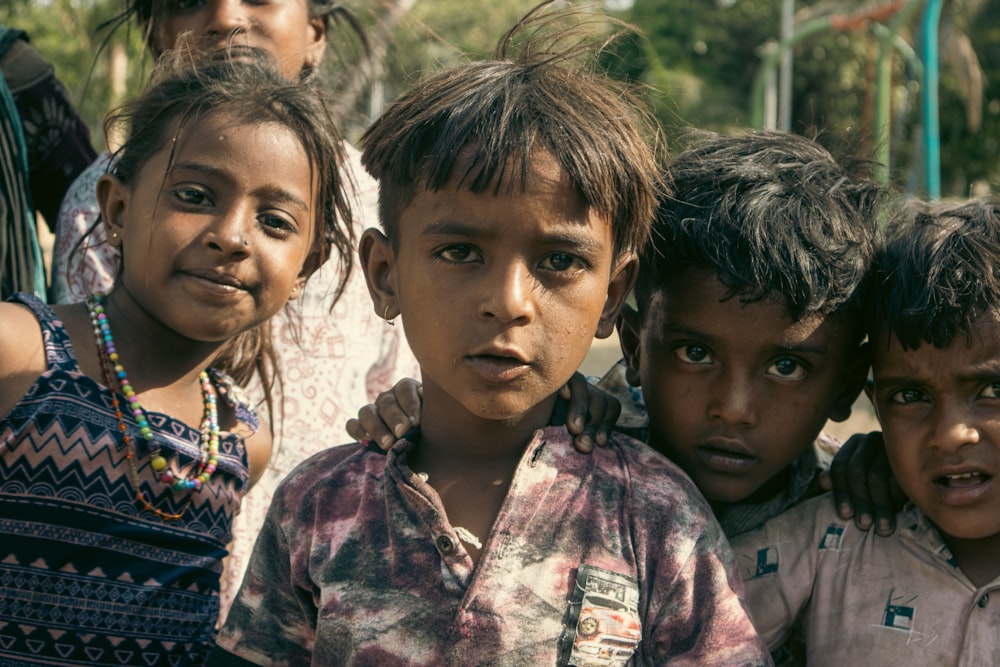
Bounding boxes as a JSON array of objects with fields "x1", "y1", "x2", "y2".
[
  {"x1": 362, "y1": 149, "x2": 635, "y2": 427},
  {"x1": 869, "y1": 316, "x2": 1000, "y2": 543},
  {"x1": 621, "y1": 268, "x2": 867, "y2": 504}
]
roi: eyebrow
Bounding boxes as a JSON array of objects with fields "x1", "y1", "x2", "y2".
[
  {"x1": 662, "y1": 323, "x2": 829, "y2": 355},
  {"x1": 420, "y1": 219, "x2": 605, "y2": 252},
  {"x1": 170, "y1": 162, "x2": 310, "y2": 211}
]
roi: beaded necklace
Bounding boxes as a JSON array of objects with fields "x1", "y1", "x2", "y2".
[{"x1": 87, "y1": 293, "x2": 220, "y2": 521}]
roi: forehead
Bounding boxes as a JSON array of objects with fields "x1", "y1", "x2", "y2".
[
  {"x1": 873, "y1": 314, "x2": 1000, "y2": 378},
  {"x1": 647, "y1": 267, "x2": 850, "y2": 342},
  {"x1": 400, "y1": 148, "x2": 609, "y2": 243}
]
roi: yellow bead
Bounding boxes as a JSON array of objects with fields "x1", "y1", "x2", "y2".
[{"x1": 151, "y1": 456, "x2": 168, "y2": 472}]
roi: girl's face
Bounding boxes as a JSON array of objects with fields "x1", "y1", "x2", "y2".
[
  {"x1": 98, "y1": 112, "x2": 320, "y2": 343},
  {"x1": 152, "y1": 0, "x2": 327, "y2": 81}
]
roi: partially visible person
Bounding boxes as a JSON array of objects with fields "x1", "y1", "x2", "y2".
[
  {"x1": 211, "y1": 5, "x2": 768, "y2": 665},
  {"x1": 49, "y1": 0, "x2": 419, "y2": 619},
  {"x1": 0, "y1": 25, "x2": 96, "y2": 298},
  {"x1": 732, "y1": 197, "x2": 1000, "y2": 665},
  {"x1": 0, "y1": 54, "x2": 353, "y2": 666}
]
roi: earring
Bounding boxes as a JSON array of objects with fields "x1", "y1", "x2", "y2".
[{"x1": 383, "y1": 305, "x2": 395, "y2": 326}]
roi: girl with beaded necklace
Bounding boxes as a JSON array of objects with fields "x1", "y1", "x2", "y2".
[{"x1": 0, "y1": 53, "x2": 352, "y2": 667}]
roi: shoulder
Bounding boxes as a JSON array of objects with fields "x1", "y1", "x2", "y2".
[
  {"x1": 0, "y1": 298, "x2": 48, "y2": 417},
  {"x1": 272, "y1": 441, "x2": 385, "y2": 506},
  {"x1": 606, "y1": 432, "x2": 708, "y2": 504}
]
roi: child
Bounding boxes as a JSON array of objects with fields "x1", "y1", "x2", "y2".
[
  {"x1": 50, "y1": 0, "x2": 420, "y2": 618},
  {"x1": 611, "y1": 129, "x2": 882, "y2": 535},
  {"x1": 0, "y1": 55, "x2": 352, "y2": 666},
  {"x1": 211, "y1": 7, "x2": 768, "y2": 665},
  {"x1": 730, "y1": 197, "x2": 1000, "y2": 664}
]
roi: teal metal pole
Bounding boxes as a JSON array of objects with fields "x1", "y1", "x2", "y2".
[{"x1": 921, "y1": 0, "x2": 943, "y2": 198}]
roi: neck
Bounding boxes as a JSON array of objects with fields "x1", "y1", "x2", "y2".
[
  {"x1": 99, "y1": 288, "x2": 225, "y2": 391},
  {"x1": 408, "y1": 379, "x2": 557, "y2": 480},
  {"x1": 942, "y1": 532, "x2": 1000, "y2": 588}
]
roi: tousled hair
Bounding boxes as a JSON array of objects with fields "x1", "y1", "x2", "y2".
[
  {"x1": 869, "y1": 197, "x2": 1000, "y2": 350},
  {"x1": 105, "y1": 51, "x2": 353, "y2": 418},
  {"x1": 359, "y1": 0, "x2": 662, "y2": 256},
  {"x1": 635, "y1": 130, "x2": 883, "y2": 325}
]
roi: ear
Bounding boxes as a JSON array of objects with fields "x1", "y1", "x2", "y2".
[
  {"x1": 289, "y1": 248, "x2": 323, "y2": 301},
  {"x1": 97, "y1": 173, "x2": 128, "y2": 249},
  {"x1": 596, "y1": 253, "x2": 638, "y2": 339},
  {"x1": 303, "y1": 14, "x2": 328, "y2": 72},
  {"x1": 617, "y1": 303, "x2": 642, "y2": 387},
  {"x1": 829, "y1": 341, "x2": 871, "y2": 422},
  {"x1": 359, "y1": 228, "x2": 398, "y2": 322}
]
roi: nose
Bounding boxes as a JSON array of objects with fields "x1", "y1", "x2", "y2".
[
  {"x1": 479, "y1": 260, "x2": 535, "y2": 324},
  {"x1": 204, "y1": 0, "x2": 250, "y2": 37},
  {"x1": 203, "y1": 211, "x2": 252, "y2": 259},
  {"x1": 707, "y1": 369, "x2": 757, "y2": 428},
  {"x1": 931, "y1": 399, "x2": 980, "y2": 454}
]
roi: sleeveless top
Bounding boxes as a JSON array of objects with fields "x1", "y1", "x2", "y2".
[{"x1": 0, "y1": 293, "x2": 256, "y2": 666}]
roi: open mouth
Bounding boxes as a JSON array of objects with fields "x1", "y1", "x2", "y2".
[{"x1": 935, "y1": 471, "x2": 991, "y2": 488}]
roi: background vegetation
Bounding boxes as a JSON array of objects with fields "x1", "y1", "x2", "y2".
[{"x1": 2, "y1": 0, "x2": 996, "y2": 198}]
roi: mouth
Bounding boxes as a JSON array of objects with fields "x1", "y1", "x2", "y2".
[
  {"x1": 183, "y1": 269, "x2": 249, "y2": 295},
  {"x1": 464, "y1": 348, "x2": 531, "y2": 382},
  {"x1": 932, "y1": 470, "x2": 994, "y2": 506},
  {"x1": 694, "y1": 440, "x2": 759, "y2": 474}
]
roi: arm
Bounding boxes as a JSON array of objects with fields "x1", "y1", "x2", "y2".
[
  {"x1": 244, "y1": 426, "x2": 273, "y2": 489},
  {"x1": 212, "y1": 482, "x2": 316, "y2": 666}
]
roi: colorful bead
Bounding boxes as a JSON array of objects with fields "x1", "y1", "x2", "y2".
[{"x1": 87, "y1": 292, "x2": 221, "y2": 522}]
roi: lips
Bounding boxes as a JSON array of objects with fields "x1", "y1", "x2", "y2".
[
  {"x1": 465, "y1": 346, "x2": 530, "y2": 383},
  {"x1": 694, "y1": 438, "x2": 759, "y2": 474},
  {"x1": 182, "y1": 268, "x2": 249, "y2": 296},
  {"x1": 931, "y1": 468, "x2": 994, "y2": 506}
]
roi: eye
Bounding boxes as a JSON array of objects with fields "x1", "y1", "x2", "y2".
[
  {"x1": 674, "y1": 343, "x2": 712, "y2": 365},
  {"x1": 436, "y1": 245, "x2": 482, "y2": 264},
  {"x1": 978, "y1": 382, "x2": 1000, "y2": 399},
  {"x1": 258, "y1": 212, "x2": 296, "y2": 235},
  {"x1": 539, "y1": 252, "x2": 584, "y2": 273},
  {"x1": 170, "y1": 0, "x2": 204, "y2": 11},
  {"x1": 766, "y1": 357, "x2": 806, "y2": 380},
  {"x1": 173, "y1": 186, "x2": 212, "y2": 207},
  {"x1": 889, "y1": 388, "x2": 927, "y2": 405}
]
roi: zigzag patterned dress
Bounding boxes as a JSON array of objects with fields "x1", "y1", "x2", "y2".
[{"x1": 0, "y1": 293, "x2": 255, "y2": 666}]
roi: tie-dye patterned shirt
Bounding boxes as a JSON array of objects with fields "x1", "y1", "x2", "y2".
[
  {"x1": 212, "y1": 428, "x2": 769, "y2": 666},
  {"x1": 731, "y1": 493, "x2": 1000, "y2": 666}
]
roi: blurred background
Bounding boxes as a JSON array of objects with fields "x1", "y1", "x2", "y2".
[{"x1": 3, "y1": 0, "x2": 996, "y2": 199}]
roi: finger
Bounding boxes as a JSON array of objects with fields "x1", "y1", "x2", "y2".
[
  {"x1": 563, "y1": 372, "x2": 591, "y2": 436},
  {"x1": 358, "y1": 405, "x2": 398, "y2": 451},
  {"x1": 393, "y1": 379, "x2": 423, "y2": 430},
  {"x1": 345, "y1": 418, "x2": 371, "y2": 443},
  {"x1": 593, "y1": 394, "x2": 621, "y2": 448},
  {"x1": 374, "y1": 392, "x2": 417, "y2": 439},
  {"x1": 816, "y1": 469, "x2": 833, "y2": 493},
  {"x1": 828, "y1": 434, "x2": 860, "y2": 519},
  {"x1": 846, "y1": 432, "x2": 882, "y2": 531},
  {"x1": 864, "y1": 439, "x2": 897, "y2": 536}
]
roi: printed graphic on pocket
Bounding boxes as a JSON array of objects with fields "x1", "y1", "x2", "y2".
[{"x1": 566, "y1": 565, "x2": 641, "y2": 667}]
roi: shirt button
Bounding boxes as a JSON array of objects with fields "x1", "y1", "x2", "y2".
[
  {"x1": 436, "y1": 534, "x2": 456, "y2": 555},
  {"x1": 978, "y1": 594, "x2": 989, "y2": 608}
]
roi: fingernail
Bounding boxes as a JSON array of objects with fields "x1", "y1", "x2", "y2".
[
  {"x1": 838, "y1": 503, "x2": 853, "y2": 518},
  {"x1": 573, "y1": 417, "x2": 584, "y2": 430},
  {"x1": 596, "y1": 433, "x2": 607, "y2": 447},
  {"x1": 381, "y1": 435, "x2": 395, "y2": 449},
  {"x1": 579, "y1": 435, "x2": 592, "y2": 449},
  {"x1": 878, "y1": 519, "x2": 893, "y2": 534},
  {"x1": 859, "y1": 514, "x2": 873, "y2": 529}
]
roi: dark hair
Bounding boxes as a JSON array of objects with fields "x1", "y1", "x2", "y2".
[
  {"x1": 105, "y1": 51, "x2": 353, "y2": 404},
  {"x1": 359, "y1": 1, "x2": 662, "y2": 256},
  {"x1": 869, "y1": 197, "x2": 1000, "y2": 350},
  {"x1": 635, "y1": 130, "x2": 883, "y2": 324}
]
